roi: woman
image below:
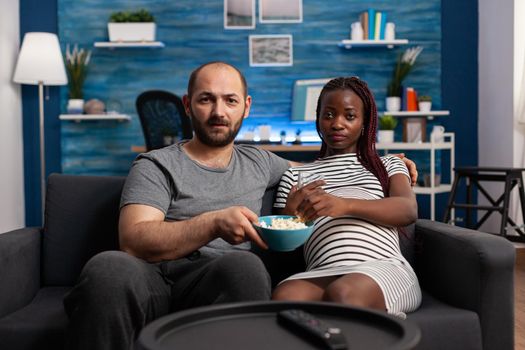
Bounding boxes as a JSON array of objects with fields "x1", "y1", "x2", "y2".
[{"x1": 272, "y1": 77, "x2": 421, "y2": 318}]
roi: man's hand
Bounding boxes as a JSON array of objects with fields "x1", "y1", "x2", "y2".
[
  {"x1": 394, "y1": 153, "x2": 418, "y2": 186},
  {"x1": 213, "y1": 206, "x2": 268, "y2": 249}
]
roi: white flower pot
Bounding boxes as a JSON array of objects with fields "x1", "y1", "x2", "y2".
[
  {"x1": 377, "y1": 130, "x2": 394, "y2": 143},
  {"x1": 418, "y1": 101, "x2": 432, "y2": 112},
  {"x1": 386, "y1": 96, "x2": 401, "y2": 112},
  {"x1": 67, "y1": 99, "x2": 84, "y2": 114},
  {"x1": 108, "y1": 23, "x2": 156, "y2": 42}
]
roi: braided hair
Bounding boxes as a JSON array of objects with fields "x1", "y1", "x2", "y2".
[{"x1": 315, "y1": 77, "x2": 390, "y2": 196}]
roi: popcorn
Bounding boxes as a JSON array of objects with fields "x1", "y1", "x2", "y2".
[{"x1": 260, "y1": 217, "x2": 307, "y2": 230}]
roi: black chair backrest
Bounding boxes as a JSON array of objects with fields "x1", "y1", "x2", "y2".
[
  {"x1": 43, "y1": 174, "x2": 126, "y2": 286},
  {"x1": 136, "y1": 90, "x2": 193, "y2": 151}
]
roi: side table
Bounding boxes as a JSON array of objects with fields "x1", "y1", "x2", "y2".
[{"x1": 138, "y1": 301, "x2": 421, "y2": 350}]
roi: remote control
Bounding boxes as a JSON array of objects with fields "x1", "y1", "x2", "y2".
[{"x1": 277, "y1": 309, "x2": 348, "y2": 349}]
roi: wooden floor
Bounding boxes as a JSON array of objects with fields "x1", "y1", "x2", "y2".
[{"x1": 516, "y1": 248, "x2": 525, "y2": 350}]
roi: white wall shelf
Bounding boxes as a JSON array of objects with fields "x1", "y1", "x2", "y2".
[
  {"x1": 376, "y1": 140, "x2": 453, "y2": 151},
  {"x1": 338, "y1": 39, "x2": 409, "y2": 49},
  {"x1": 379, "y1": 110, "x2": 450, "y2": 120},
  {"x1": 59, "y1": 114, "x2": 131, "y2": 122},
  {"x1": 412, "y1": 184, "x2": 452, "y2": 195},
  {"x1": 93, "y1": 41, "x2": 165, "y2": 48},
  {"x1": 377, "y1": 132, "x2": 455, "y2": 220}
]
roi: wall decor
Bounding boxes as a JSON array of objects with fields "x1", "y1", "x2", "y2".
[
  {"x1": 57, "y1": 0, "x2": 443, "y2": 177},
  {"x1": 259, "y1": 0, "x2": 302, "y2": 23},
  {"x1": 224, "y1": 0, "x2": 255, "y2": 29},
  {"x1": 291, "y1": 78, "x2": 331, "y2": 121},
  {"x1": 249, "y1": 34, "x2": 293, "y2": 67},
  {"x1": 403, "y1": 118, "x2": 426, "y2": 142}
]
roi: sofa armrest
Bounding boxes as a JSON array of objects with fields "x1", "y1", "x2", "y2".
[
  {"x1": 414, "y1": 219, "x2": 515, "y2": 350},
  {"x1": 0, "y1": 227, "x2": 41, "y2": 318}
]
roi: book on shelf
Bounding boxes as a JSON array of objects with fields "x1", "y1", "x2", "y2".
[
  {"x1": 406, "y1": 87, "x2": 418, "y2": 111},
  {"x1": 374, "y1": 12, "x2": 382, "y2": 40},
  {"x1": 359, "y1": 11, "x2": 369, "y2": 40},
  {"x1": 357, "y1": 9, "x2": 389, "y2": 41},
  {"x1": 367, "y1": 8, "x2": 375, "y2": 40},
  {"x1": 401, "y1": 86, "x2": 407, "y2": 111},
  {"x1": 379, "y1": 12, "x2": 387, "y2": 39}
]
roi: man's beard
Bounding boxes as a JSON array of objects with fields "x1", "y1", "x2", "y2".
[{"x1": 189, "y1": 109, "x2": 244, "y2": 147}]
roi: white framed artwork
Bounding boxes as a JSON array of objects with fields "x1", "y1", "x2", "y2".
[
  {"x1": 291, "y1": 78, "x2": 332, "y2": 121},
  {"x1": 224, "y1": 0, "x2": 255, "y2": 29},
  {"x1": 259, "y1": 0, "x2": 302, "y2": 23},
  {"x1": 403, "y1": 118, "x2": 427, "y2": 143},
  {"x1": 249, "y1": 34, "x2": 293, "y2": 67}
]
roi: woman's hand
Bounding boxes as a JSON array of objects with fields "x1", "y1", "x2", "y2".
[
  {"x1": 296, "y1": 191, "x2": 352, "y2": 222},
  {"x1": 283, "y1": 179, "x2": 325, "y2": 216}
]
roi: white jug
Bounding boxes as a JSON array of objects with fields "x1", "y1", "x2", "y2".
[{"x1": 431, "y1": 125, "x2": 445, "y2": 143}]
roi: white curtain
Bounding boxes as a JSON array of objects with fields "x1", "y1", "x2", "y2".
[{"x1": 511, "y1": 13, "x2": 525, "y2": 230}]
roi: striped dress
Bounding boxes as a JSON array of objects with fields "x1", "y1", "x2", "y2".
[{"x1": 274, "y1": 153, "x2": 421, "y2": 317}]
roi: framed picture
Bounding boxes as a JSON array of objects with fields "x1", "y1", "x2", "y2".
[
  {"x1": 291, "y1": 78, "x2": 331, "y2": 121},
  {"x1": 249, "y1": 35, "x2": 293, "y2": 67},
  {"x1": 259, "y1": 0, "x2": 302, "y2": 23},
  {"x1": 403, "y1": 118, "x2": 427, "y2": 143},
  {"x1": 224, "y1": 0, "x2": 255, "y2": 29}
]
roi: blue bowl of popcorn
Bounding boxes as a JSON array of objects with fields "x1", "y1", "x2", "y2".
[{"x1": 253, "y1": 215, "x2": 314, "y2": 252}]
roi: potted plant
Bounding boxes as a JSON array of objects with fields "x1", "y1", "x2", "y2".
[
  {"x1": 418, "y1": 95, "x2": 432, "y2": 112},
  {"x1": 65, "y1": 44, "x2": 91, "y2": 114},
  {"x1": 386, "y1": 46, "x2": 423, "y2": 112},
  {"x1": 377, "y1": 114, "x2": 398, "y2": 143},
  {"x1": 108, "y1": 9, "x2": 156, "y2": 42}
]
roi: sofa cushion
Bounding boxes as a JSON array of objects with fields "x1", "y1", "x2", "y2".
[
  {"x1": 43, "y1": 174, "x2": 125, "y2": 286},
  {"x1": 408, "y1": 292, "x2": 482, "y2": 350},
  {"x1": 0, "y1": 287, "x2": 69, "y2": 350}
]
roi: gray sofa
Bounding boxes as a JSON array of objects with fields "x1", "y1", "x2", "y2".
[{"x1": 0, "y1": 174, "x2": 515, "y2": 350}]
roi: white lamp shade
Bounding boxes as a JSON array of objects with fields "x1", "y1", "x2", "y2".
[{"x1": 13, "y1": 32, "x2": 68, "y2": 86}]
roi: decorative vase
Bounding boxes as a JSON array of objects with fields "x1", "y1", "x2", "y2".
[
  {"x1": 67, "y1": 99, "x2": 84, "y2": 114},
  {"x1": 84, "y1": 99, "x2": 105, "y2": 114},
  {"x1": 385, "y1": 22, "x2": 396, "y2": 41},
  {"x1": 351, "y1": 22, "x2": 363, "y2": 40},
  {"x1": 386, "y1": 97, "x2": 401, "y2": 112},
  {"x1": 418, "y1": 101, "x2": 432, "y2": 112},
  {"x1": 377, "y1": 130, "x2": 394, "y2": 143}
]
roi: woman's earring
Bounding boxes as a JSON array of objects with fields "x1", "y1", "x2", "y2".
[{"x1": 361, "y1": 128, "x2": 364, "y2": 136}]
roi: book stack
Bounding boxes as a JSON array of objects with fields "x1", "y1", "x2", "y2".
[{"x1": 358, "y1": 8, "x2": 387, "y2": 40}]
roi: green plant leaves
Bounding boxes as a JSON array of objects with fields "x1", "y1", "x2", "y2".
[{"x1": 109, "y1": 9, "x2": 155, "y2": 23}]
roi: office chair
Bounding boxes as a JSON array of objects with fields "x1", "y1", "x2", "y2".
[{"x1": 136, "y1": 90, "x2": 193, "y2": 151}]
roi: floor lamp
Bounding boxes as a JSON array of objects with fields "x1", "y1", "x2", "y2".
[{"x1": 13, "y1": 32, "x2": 68, "y2": 222}]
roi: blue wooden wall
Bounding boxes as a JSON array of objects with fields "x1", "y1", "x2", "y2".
[
  {"x1": 58, "y1": 0, "x2": 442, "y2": 177},
  {"x1": 20, "y1": 0, "x2": 478, "y2": 224}
]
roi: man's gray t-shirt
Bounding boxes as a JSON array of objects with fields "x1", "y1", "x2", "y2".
[{"x1": 120, "y1": 141, "x2": 290, "y2": 254}]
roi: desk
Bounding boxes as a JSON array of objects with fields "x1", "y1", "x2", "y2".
[{"x1": 138, "y1": 301, "x2": 420, "y2": 350}]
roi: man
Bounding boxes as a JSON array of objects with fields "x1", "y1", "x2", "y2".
[{"x1": 64, "y1": 61, "x2": 417, "y2": 350}]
